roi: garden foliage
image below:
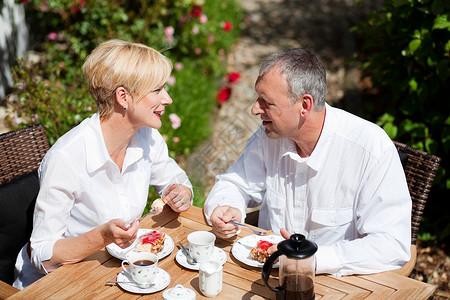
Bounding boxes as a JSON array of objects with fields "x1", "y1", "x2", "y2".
[
  {"x1": 8, "y1": 0, "x2": 243, "y2": 154},
  {"x1": 354, "y1": 0, "x2": 450, "y2": 242},
  {"x1": 7, "y1": 0, "x2": 242, "y2": 209}
]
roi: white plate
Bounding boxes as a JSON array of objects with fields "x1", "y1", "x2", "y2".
[
  {"x1": 106, "y1": 229, "x2": 174, "y2": 260},
  {"x1": 231, "y1": 234, "x2": 283, "y2": 268},
  {"x1": 175, "y1": 246, "x2": 227, "y2": 270},
  {"x1": 116, "y1": 268, "x2": 170, "y2": 294}
]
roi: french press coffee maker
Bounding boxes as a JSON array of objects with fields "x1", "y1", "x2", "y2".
[{"x1": 262, "y1": 234, "x2": 318, "y2": 300}]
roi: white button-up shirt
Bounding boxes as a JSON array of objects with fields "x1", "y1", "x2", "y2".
[
  {"x1": 204, "y1": 104, "x2": 411, "y2": 276},
  {"x1": 16, "y1": 113, "x2": 191, "y2": 287}
]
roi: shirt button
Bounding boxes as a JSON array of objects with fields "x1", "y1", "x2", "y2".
[{"x1": 330, "y1": 217, "x2": 336, "y2": 223}]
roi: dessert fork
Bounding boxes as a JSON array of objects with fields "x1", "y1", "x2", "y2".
[{"x1": 218, "y1": 217, "x2": 271, "y2": 236}]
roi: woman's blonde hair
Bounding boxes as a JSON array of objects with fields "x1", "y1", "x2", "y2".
[{"x1": 82, "y1": 39, "x2": 173, "y2": 118}]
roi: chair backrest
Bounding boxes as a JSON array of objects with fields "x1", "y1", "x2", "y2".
[
  {"x1": 393, "y1": 141, "x2": 441, "y2": 245},
  {"x1": 0, "y1": 124, "x2": 49, "y2": 285},
  {"x1": 0, "y1": 124, "x2": 49, "y2": 185}
]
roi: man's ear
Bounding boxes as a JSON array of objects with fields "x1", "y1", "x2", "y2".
[
  {"x1": 115, "y1": 86, "x2": 129, "y2": 110},
  {"x1": 299, "y1": 94, "x2": 314, "y2": 117}
]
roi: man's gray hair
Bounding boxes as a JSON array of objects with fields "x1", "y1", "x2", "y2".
[{"x1": 259, "y1": 48, "x2": 327, "y2": 109}]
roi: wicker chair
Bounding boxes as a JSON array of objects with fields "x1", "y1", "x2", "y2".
[
  {"x1": 0, "y1": 124, "x2": 49, "y2": 294},
  {"x1": 391, "y1": 140, "x2": 441, "y2": 276}
]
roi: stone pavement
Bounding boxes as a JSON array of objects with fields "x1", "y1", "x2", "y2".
[{"x1": 186, "y1": 0, "x2": 382, "y2": 197}]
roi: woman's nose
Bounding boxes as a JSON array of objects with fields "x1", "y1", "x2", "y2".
[{"x1": 161, "y1": 89, "x2": 173, "y2": 105}]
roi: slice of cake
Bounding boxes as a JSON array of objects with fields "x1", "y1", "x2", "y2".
[
  {"x1": 151, "y1": 198, "x2": 166, "y2": 210},
  {"x1": 135, "y1": 230, "x2": 166, "y2": 254},
  {"x1": 250, "y1": 240, "x2": 274, "y2": 263},
  {"x1": 149, "y1": 198, "x2": 167, "y2": 214}
]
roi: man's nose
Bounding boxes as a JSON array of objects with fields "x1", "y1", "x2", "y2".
[{"x1": 251, "y1": 99, "x2": 263, "y2": 115}]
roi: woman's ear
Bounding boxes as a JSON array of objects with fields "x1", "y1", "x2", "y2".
[{"x1": 115, "y1": 87, "x2": 129, "y2": 111}]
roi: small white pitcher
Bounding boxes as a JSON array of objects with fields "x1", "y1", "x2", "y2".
[{"x1": 199, "y1": 260, "x2": 223, "y2": 297}]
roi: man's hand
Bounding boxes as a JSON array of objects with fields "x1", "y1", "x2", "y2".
[
  {"x1": 210, "y1": 206, "x2": 242, "y2": 239},
  {"x1": 268, "y1": 228, "x2": 292, "y2": 255},
  {"x1": 163, "y1": 184, "x2": 192, "y2": 213}
]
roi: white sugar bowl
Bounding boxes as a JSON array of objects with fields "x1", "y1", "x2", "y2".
[{"x1": 163, "y1": 284, "x2": 196, "y2": 300}]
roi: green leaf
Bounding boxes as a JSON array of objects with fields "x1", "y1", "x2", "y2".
[
  {"x1": 377, "y1": 113, "x2": 395, "y2": 126},
  {"x1": 383, "y1": 122, "x2": 398, "y2": 139},
  {"x1": 409, "y1": 78, "x2": 418, "y2": 91},
  {"x1": 445, "y1": 116, "x2": 450, "y2": 125},
  {"x1": 408, "y1": 39, "x2": 421, "y2": 53},
  {"x1": 445, "y1": 40, "x2": 450, "y2": 52},
  {"x1": 393, "y1": 0, "x2": 410, "y2": 8},
  {"x1": 432, "y1": 14, "x2": 450, "y2": 30}
]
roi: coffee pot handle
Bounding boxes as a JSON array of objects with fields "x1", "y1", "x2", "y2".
[{"x1": 261, "y1": 250, "x2": 284, "y2": 293}]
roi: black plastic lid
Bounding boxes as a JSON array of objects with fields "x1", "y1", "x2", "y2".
[{"x1": 277, "y1": 234, "x2": 318, "y2": 259}]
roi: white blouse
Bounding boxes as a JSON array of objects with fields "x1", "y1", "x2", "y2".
[
  {"x1": 15, "y1": 113, "x2": 191, "y2": 288},
  {"x1": 204, "y1": 104, "x2": 411, "y2": 276}
]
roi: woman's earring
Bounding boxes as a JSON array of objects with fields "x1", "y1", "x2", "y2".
[{"x1": 124, "y1": 106, "x2": 128, "y2": 111}]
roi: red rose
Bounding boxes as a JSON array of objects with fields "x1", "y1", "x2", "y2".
[
  {"x1": 223, "y1": 21, "x2": 233, "y2": 32},
  {"x1": 216, "y1": 86, "x2": 232, "y2": 104},
  {"x1": 189, "y1": 4, "x2": 203, "y2": 18},
  {"x1": 70, "y1": 0, "x2": 86, "y2": 13},
  {"x1": 228, "y1": 72, "x2": 240, "y2": 83}
]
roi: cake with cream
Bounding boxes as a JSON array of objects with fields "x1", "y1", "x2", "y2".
[
  {"x1": 135, "y1": 230, "x2": 166, "y2": 254},
  {"x1": 250, "y1": 240, "x2": 274, "y2": 263}
]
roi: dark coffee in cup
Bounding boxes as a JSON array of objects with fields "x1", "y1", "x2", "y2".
[
  {"x1": 281, "y1": 275, "x2": 314, "y2": 300},
  {"x1": 133, "y1": 259, "x2": 155, "y2": 266}
]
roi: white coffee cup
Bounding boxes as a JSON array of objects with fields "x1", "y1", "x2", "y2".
[
  {"x1": 121, "y1": 251, "x2": 158, "y2": 288},
  {"x1": 187, "y1": 231, "x2": 216, "y2": 263},
  {"x1": 199, "y1": 260, "x2": 223, "y2": 297}
]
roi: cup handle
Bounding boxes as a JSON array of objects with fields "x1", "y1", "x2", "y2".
[{"x1": 121, "y1": 260, "x2": 131, "y2": 275}]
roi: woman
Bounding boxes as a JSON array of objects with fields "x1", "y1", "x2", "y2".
[{"x1": 14, "y1": 39, "x2": 193, "y2": 288}]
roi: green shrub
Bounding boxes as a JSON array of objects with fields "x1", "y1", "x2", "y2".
[
  {"x1": 8, "y1": 0, "x2": 243, "y2": 207},
  {"x1": 354, "y1": 0, "x2": 450, "y2": 243}
]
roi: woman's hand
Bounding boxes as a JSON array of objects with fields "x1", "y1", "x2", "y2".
[
  {"x1": 43, "y1": 218, "x2": 139, "y2": 272},
  {"x1": 102, "y1": 218, "x2": 139, "y2": 249},
  {"x1": 163, "y1": 184, "x2": 192, "y2": 213}
]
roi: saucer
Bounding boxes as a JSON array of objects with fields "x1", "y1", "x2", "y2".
[
  {"x1": 116, "y1": 268, "x2": 170, "y2": 294},
  {"x1": 175, "y1": 246, "x2": 227, "y2": 270}
]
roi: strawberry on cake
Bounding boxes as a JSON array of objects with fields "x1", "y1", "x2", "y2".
[
  {"x1": 250, "y1": 240, "x2": 274, "y2": 263},
  {"x1": 135, "y1": 230, "x2": 166, "y2": 254}
]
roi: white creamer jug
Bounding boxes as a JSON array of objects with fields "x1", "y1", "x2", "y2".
[{"x1": 199, "y1": 260, "x2": 223, "y2": 297}]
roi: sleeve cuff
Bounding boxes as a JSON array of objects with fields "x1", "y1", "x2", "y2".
[
  {"x1": 315, "y1": 245, "x2": 341, "y2": 275},
  {"x1": 31, "y1": 241, "x2": 57, "y2": 275}
]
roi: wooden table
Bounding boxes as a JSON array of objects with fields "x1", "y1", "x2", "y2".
[{"x1": 8, "y1": 206, "x2": 436, "y2": 299}]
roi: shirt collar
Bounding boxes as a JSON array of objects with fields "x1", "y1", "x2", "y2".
[
  {"x1": 85, "y1": 113, "x2": 147, "y2": 173},
  {"x1": 123, "y1": 130, "x2": 148, "y2": 168},
  {"x1": 281, "y1": 103, "x2": 334, "y2": 171},
  {"x1": 85, "y1": 113, "x2": 111, "y2": 173}
]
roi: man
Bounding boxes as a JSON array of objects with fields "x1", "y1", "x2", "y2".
[{"x1": 204, "y1": 48, "x2": 411, "y2": 276}]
